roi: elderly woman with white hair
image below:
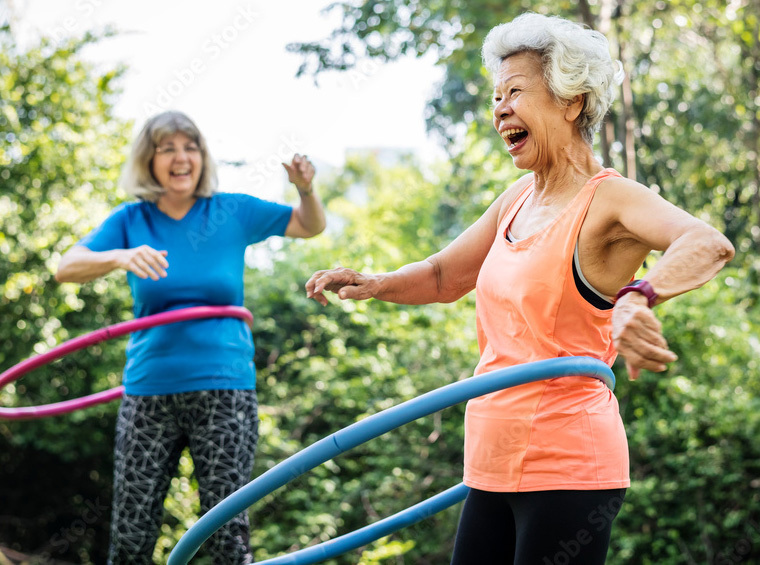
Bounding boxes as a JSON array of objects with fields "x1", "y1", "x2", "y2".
[
  {"x1": 56, "y1": 110, "x2": 325, "y2": 564},
  {"x1": 306, "y1": 12, "x2": 734, "y2": 564}
]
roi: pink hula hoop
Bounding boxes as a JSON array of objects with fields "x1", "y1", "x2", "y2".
[{"x1": 0, "y1": 305, "x2": 254, "y2": 420}]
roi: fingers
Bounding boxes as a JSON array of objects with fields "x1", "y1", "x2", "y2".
[
  {"x1": 304, "y1": 270, "x2": 323, "y2": 297},
  {"x1": 305, "y1": 269, "x2": 345, "y2": 298},
  {"x1": 130, "y1": 261, "x2": 165, "y2": 281},
  {"x1": 124, "y1": 246, "x2": 169, "y2": 280},
  {"x1": 305, "y1": 270, "x2": 328, "y2": 305},
  {"x1": 305, "y1": 268, "x2": 364, "y2": 305},
  {"x1": 282, "y1": 154, "x2": 315, "y2": 189},
  {"x1": 282, "y1": 154, "x2": 309, "y2": 172},
  {"x1": 625, "y1": 360, "x2": 640, "y2": 381},
  {"x1": 335, "y1": 282, "x2": 375, "y2": 301},
  {"x1": 615, "y1": 334, "x2": 676, "y2": 373},
  {"x1": 293, "y1": 153, "x2": 309, "y2": 167},
  {"x1": 297, "y1": 154, "x2": 314, "y2": 174},
  {"x1": 624, "y1": 315, "x2": 676, "y2": 368},
  {"x1": 613, "y1": 301, "x2": 678, "y2": 378},
  {"x1": 619, "y1": 339, "x2": 674, "y2": 374}
]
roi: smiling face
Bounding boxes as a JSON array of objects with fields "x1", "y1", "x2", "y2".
[
  {"x1": 150, "y1": 132, "x2": 203, "y2": 200},
  {"x1": 492, "y1": 51, "x2": 581, "y2": 172}
]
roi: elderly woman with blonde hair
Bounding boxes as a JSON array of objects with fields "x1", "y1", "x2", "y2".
[
  {"x1": 57, "y1": 111, "x2": 325, "y2": 564},
  {"x1": 305, "y1": 12, "x2": 733, "y2": 564}
]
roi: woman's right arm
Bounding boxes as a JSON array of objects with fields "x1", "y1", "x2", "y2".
[
  {"x1": 305, "y1": 175, "x2": 531, "y2": 306},
  {"x1": 55, "y1": 245, "x2": 168, "y2": 283},
  {"x1": 305, "y1": 213, "x2": 498, "y2": 305}
]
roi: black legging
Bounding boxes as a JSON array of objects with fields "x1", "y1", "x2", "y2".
[
  {"x1": 451, "y1": 487, "x2": 626, "y2": 565},
  {"x1": 108, "y1": 389, "x2": 258, "y2": 565}
]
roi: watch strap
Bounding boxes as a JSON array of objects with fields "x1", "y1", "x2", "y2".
[{"x1": 614, "y1": 279, "x2": 658, "y2": 308}]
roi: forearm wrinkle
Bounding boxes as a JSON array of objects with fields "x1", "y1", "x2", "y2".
[{"x1": 648, "y1": 226, "x2": 734, "y2": 301}]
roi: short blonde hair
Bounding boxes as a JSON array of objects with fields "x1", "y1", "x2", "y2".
[
  {"x1": 120, "y1": 111, "x2": 218, "y2": 202},
  {"x1": 482, "y1": 13, "x2": 624, "y2": 144}
]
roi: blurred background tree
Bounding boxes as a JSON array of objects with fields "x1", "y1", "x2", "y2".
[
  {"x1": 1, "y1": 0, "x2": 759, "y2": 563},
  {"x1": 0, "y1": 22, "x2": 133, "y2": 565},
  {"x1": 289, "y1": 0, "x2": 760, "y2": 269}
]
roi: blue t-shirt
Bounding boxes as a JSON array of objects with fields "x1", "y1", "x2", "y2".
[{"x1": 78, "y1": 193, "x2": 292, "y2": 395}]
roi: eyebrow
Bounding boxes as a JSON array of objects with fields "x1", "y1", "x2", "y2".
[{"x1": 493, "y1": 73, "x2": 528, "y2": 90}]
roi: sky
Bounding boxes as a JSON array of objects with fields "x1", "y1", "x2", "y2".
[{"x1": 9, "y1": 0, "x2": 446, "y2": 198}]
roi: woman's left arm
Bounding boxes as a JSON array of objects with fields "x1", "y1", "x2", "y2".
[
  {"x1": 282, "y1": 154, "x2": 326, "y2": 238},
  {"x1": 601, "y1": 178, "x2": 735, "y2": 379}
]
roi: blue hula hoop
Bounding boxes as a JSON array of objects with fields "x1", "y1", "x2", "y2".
[{"x1": 168, "y1": 357, "x2": 615, "y2": 565}]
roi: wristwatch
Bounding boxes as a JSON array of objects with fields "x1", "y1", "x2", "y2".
[{"x1": 614, "y1": 279, "x2": 658, "y2": 308}]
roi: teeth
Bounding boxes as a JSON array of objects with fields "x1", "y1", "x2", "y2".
[
  {"x1": 501, "y1": 127, "x2": 527, "y2": 150},
  {"x1": 501, "y1": 128, "x2": 526, "y2": 138}
]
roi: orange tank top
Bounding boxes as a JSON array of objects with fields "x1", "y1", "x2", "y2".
[{"x1": 464, "y1": 168, "x2": 630, "y2": 492}]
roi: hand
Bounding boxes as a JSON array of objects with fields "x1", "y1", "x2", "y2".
[
  {"x1": 305, "y1": 267, "x2": 380, "y2": 306},
  {"x1": 116, "y1": 245, "x2": 168, "y2": 280},
  {"x1": 282, "y1": 154, "x2": 315, "y2": 194},
  {"x1": 612, "y1": 292, "x2": 677, "y2": 380}
]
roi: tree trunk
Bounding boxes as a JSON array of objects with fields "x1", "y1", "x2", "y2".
[
  {"x1": 614, "y1": 1, "x2": 637, "y2": 180},
  {"x1": 577, "y1": 0, "x2": 618, "y2": 168}
]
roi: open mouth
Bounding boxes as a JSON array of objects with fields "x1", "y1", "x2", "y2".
[{"x1": 502, "y1": 128, "x2": 528, "y2": 150}]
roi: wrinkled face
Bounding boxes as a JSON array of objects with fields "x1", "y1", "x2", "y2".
[
  {"x1": 151, "y1": 132, "x2": 203, "y2": 198},
  {"x1": 492, "y1": 52, "x2": 571, "y2": 170}
]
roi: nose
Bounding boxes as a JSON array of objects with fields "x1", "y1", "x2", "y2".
[
  {"x1": 173, "y1": 147, "x2": 192, "y2": 161},
  {"x1": 493, "y1": 98, "x2": 512, "y2": 122}
]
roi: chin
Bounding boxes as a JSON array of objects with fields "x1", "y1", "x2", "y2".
[{"x1": 510, "y1": 156, "x2": 532, "y2": 171}]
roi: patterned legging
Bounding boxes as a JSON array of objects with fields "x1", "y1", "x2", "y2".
[{"x1": 108, "y1": 389, "x2": 259, "y2": 565}]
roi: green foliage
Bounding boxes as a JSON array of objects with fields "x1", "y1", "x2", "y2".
[
  {"x1": 0, "y1": 24, "x2": 133, "y2": 448},
  {"x1": 0, "y1": 26, "x2": 132, "y2": 563},
  {"x1": 2, "y1": 2, "x2": 759, "y2": 564},
  {"x1": 284, "y1": 2, "x2": 760, "y2": 559},
  {"x1": 624, "y1": 1, "x2": 760, "y2": 265},
  {"x1": 287, "y1": 0, "x2": 581, "y2": 147},
  {"x1": 243, "y1": 154, "x2": 480, "y2": 564},
  {"x1": 289, "y1": 0, "x2": 760, "y2": 268},
  {"x1": 611, "y1": 269, "x2": 760, "y2": 563}
]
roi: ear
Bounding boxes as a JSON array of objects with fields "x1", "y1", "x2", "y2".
[{"x1": 565, "y1": 94, "x2": 585, "y2": 122}]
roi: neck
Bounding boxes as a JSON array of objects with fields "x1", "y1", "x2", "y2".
[
  {"x1": 531, "y1": 138, "x2": 602, "y2": 199},
  {"x1": 157, "y1": 194, "x2": 197, "y2": 220}
]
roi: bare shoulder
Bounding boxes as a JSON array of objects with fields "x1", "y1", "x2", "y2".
[
  {"x1": 594, "y1": 174, "x2": 657, "y2": 207},
  {"x1": 581, "y1": 175, "x2": 649, "y2": 255},
  {"x1": 495, "y1": 172, "x2": 534, "y2": 224},
  {"x1": 589, "y1": 172, "x2": 712, "y2": 253},
  {"x1": 589, "y1": 174, "x2": 671, "y2": 230}
]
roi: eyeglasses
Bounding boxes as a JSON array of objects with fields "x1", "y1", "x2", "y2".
[{"x1": 154, "y1": 143, "x2": 201, "y2": 156}]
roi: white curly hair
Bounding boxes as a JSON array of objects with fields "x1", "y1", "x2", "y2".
[{"x1": 482, "y1": 13, "x2": 624, "y2": 144}]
